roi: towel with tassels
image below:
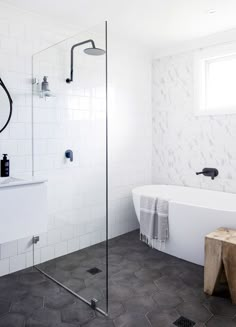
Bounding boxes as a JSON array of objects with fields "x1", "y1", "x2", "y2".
[{"x1": 140, "y1": 195, "x2": 169, "y2": 249}]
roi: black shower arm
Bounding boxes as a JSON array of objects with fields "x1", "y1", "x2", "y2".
[
  {"x1": 0, "y1": 78, "x2": 13, "y2": 134},
  {"x1": 66, "y1": 39, "x2": 95, "y2": 83},
  {"x1": 0, "y1": 78, "x2": 13, "y2": 104}
]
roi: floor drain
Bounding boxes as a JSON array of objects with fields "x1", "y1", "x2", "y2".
[
  {"x1": 173, "y1": 316, "x2": 196, "y2": 327},
  {"x1": 87, "y1": 267, "x2": 102, "y2": 275}
]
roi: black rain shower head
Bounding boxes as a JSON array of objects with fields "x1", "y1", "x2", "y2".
[
  {"x1": 66, "y1": 39, "x2": 105, "y2": 83},
  {"x1": 84, "y1": 47, "x2": 106, "y2": 56}
]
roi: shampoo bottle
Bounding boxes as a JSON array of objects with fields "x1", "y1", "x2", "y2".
[{"x1": 1, "y1": 154, "x2": 10, "y2": 177}]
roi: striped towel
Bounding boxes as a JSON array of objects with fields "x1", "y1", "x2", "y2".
[{"x1": 140, "y1": 196, "x2": 169, "y2": 248}]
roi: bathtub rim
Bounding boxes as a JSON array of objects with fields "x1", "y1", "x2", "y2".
[{"x1": 132, "y1": 184, "x2": 236, "y2": 213}]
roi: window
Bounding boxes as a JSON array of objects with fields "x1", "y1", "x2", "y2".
[{"x1": 194, "y1": 44, "x2": 236, "y2": 115}]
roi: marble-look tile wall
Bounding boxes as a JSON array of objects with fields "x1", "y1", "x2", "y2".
[{"x1": 152, "y1": 51, "x2": 236, "y2": 193}]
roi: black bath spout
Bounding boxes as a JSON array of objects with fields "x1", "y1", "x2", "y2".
[
  {"x1": 196, "y1": 168, "x2": 219, "y2": 180},
  {"x1": 65, "y1": 149, "x2": 73, "y2": 162}
]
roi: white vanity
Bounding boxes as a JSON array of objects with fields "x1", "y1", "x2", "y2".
[{"x1": 0, "y1": 177, "x2": 47, "y2": 244}]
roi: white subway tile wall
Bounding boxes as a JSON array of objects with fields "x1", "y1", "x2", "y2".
[
  {"x1": 10, "y1": 253, "x2": 26, "y2": 273},
  {"x1": 0, "y1": 258, "x2": 10, "y2": 276},
  {"x1": 0, "y1": 4, "x2": 152, "y2": 276},
  {"x1": 0, "y1": 240, "x2": 18, "y2": 259}
]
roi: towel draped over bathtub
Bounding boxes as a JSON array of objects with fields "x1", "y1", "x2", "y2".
[{"x1": 140, "y1": 196, "x2": 169, "y2": 249}]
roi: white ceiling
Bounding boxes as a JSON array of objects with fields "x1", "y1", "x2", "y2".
[{"x1": 1, "y1": 0, "x2": 236, "y2": 51}]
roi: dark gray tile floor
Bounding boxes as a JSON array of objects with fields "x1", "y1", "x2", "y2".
[{"x1": 1, "y1": 230, "x2": 236, "y2": 326}]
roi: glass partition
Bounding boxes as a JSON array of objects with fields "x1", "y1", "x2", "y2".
[{"x1": 32, "y1": 22, "x2": 108, "y2": 314}]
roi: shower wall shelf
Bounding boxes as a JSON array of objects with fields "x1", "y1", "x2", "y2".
[{"x1": 32, "y1": 77, "x2": 55, "y2": 99}]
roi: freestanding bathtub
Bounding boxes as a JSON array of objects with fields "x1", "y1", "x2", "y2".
[{"x1": 132, "y1": 185, "x2": 236, "y2": 265}]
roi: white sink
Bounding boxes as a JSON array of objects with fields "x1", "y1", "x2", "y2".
[
  {"x1": 0, "y1": 176, "x2": 47, "y2": 188},
  {"x1": 0, "y1": 177, "x2": 47, "y2": 243}
]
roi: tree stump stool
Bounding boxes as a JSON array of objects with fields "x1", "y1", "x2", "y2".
[{"x1": 204, "y1": 227, "x2": 236, "y2": 303}]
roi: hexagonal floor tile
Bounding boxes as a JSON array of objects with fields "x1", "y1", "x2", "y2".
[
  {"x1": 79, "y1": 257, "x2": 103, "y2": 269},
  {"x1": 112, "y1": 275, "x2": 143, "y2": 289},
  {"x1": 118, "y1": 260, "x2": 141, "y2": 273},
  {"x1": 61, "y1": 303, "x2": 95, "y2": 325},
  {"x1": 159, "y1": 263, "x2": 187, "y2": 278},
  {"x1": 3, "y1": 230, "x2": 236, "y2": 327},
  {"x1": 132, "y1": 281, "x2": 158, "y2": 297},
  {"x1": 0, "y1": 299, "x2": 10, "y2": 316},
  {"x1": 79, "y1": 286, "x2": 104, "y2": 302},
  {"x1": 142, "y1": 259, "x2": 168, "y2": 271},
  {"x1": 0, "y1": 275, "x2": 19, "y2": 291},
  {"x1": 10, "y1": 295, "x2": 43, "y2": 316},
  {"x1": 207, "y1": 316, "x2": 236, "y2": 327},
  {"x1": 19, "y1": 271, "x2": 45, "y2": 285},
  {"x1": 0, "y1": 313, "x2": 25, "y2": 327},
  {"x1": 83, "y1": 317, "x2": 115, "y2": 327},
  {"x1": 154, "y1": 275, "x2": 186, "y2": 292},
  {"x1": 46, "y1": 270, "x2": 72, "y2": 283},
  {"x1": 124, "y1": 252, "x2": 150, "y2": 264},
  {"x1": 105, "y1": 285, "x2": 134, "y2": 302},
  {"x1": 102, "y1": 254, "x2": 123, "y2": 266},
  {"x1": 123, "y1": 295, "x2": 157, "y2": 314},
  {"x1": 110, "y1": 246, "x2": 130, "y2": 256},
  {"x1": 99, "y1": 300, "x2": 125, "y2": 319},
  {"x1": 114, "y1": 312, "x2": 151, "y2": 327},
  {"x1": 176, "y1": 300, "x2": 212, "y2": 323},
  {"x1": 204, "y1": 297, "x2": 236, "y2": 317},
  {"x1": 180, "y1": 270, "x2": 204, "y2": 288},
  {"x1": 28, "y1": 280, "x2": 60, "y2": 298},
  {"x1": 110, "y1": 271, "x2": 135, "y2": 285},
  {"x1": 146, "y1": 308, "x2": 180, "y2": 327},
  {"x1": 44, "y1": 292, "x2": 75, "y2": 310},
  {"x1": 85, "y1": 276, "x2": 107, "y2": 290},
  {"x1": 53, "y1": 324, "x2": 78, "y2": 327},
  {"x1": 26, "y1": 318, "x2": 52, "y2": 326},
  {"x1": 152, "y1": 290, "x2": 183, "y2": 310},
  {"x1": 135, "y1": 268, "x2": 162, "y2": 282},
  {"x1": 55, "y1": 257, "x2": 82, "y2": 272},
  {"x1": 62, "y1": 278, "x2": 85, "y2": 293},
  {"x1": 0, "y1": 283, "x2": 27, "y2": 302},
  {"x1": 177, "y1": 285, "x2": 208, "y2": 303},
  {"x1": 27, "y1": 307, "x2": 61, "y2": 325}
]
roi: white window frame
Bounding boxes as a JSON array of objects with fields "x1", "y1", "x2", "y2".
[{"x1": 194, "y1": 43, "x2": 236, "y2": 116}]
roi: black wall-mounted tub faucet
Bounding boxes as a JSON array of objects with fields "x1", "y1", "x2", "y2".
[
  {"x1": 65, "y1": 149, "x2": 73, "y2": 162},
  {"x1": 196, "y1": 168, "x2": 219, "y2": 180}
]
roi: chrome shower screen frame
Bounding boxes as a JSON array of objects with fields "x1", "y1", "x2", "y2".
[{"x1": 31, "y1": 21, "x2": 108, "y2": 315}]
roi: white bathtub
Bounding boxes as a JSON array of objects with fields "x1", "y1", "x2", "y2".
[{"x1": 132, "y1": 185, "x2": 236, "y2": 265}]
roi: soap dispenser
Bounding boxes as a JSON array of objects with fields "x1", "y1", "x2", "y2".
[{"x1": 1, "y1": 154, "x2": 10, "y2": 177}]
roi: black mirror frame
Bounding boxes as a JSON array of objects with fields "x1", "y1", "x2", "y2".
[{"x1": 0, "y1": 78, "x2": 13, "y2": 134}]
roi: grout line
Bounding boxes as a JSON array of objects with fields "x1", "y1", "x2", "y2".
[{"x1": 145, "y1": 312, "x2": 154, "y2": 326}]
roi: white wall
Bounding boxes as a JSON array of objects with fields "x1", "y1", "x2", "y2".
[
  {"x1": 0, "y1": 4, "x2": 152, "y2": 276},
  {"x1": 108, "y1": 35, "x2": 152, "y2": 238},
  {"x1": 152, "y1": 48, "x2": 236, "y2": 193}
]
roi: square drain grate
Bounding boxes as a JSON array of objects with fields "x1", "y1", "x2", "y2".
[
  {"x1": 87, "y1": 267, "x2": 102, "y2": 275},
  {"x1": 173, "y1": 316, "x2": 196, "y2": 327}
]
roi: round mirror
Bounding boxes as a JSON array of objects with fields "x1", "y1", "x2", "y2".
[{"x1": 0, "y1": 79, "x2": 13, "y2": 134}]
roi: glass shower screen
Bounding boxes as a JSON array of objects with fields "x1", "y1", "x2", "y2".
[{"x1": 32, "y1": 22, "x2": 108, "y2": 314}]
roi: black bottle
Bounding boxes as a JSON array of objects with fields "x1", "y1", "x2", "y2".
[{"x1": 1, "y1": 154, "x2": 10, "y2": 177}]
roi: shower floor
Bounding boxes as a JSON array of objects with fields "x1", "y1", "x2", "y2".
[{"x1": 0, "y1": 230, "x2": 235, "y2": 326}]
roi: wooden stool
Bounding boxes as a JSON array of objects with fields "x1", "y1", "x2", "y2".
[{"x1": 204, "y1": 227, "x2": 236, "y2": 303}]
